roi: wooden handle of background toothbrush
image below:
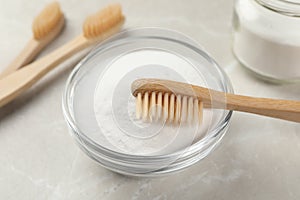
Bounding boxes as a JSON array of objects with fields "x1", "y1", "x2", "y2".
[
  {"x1": 0, "y1": 18, "x2": 65, "y2": 80},
  {"x1": 0, "y1": 39, "x2": 44, "y2": 79},
  {"x1": 0, "y1": 36, "x2": 88, "y2": 107}
]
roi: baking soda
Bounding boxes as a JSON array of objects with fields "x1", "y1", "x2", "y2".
[{"x1": 94, "y1": 49, "x2": 214, "y2": 155}]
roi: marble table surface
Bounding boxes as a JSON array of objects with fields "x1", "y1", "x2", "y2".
[{"x1": 0, "y1": 0, "x2": 299, "y2": 199}]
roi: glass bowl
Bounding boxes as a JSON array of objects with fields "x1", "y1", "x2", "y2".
[{"x1": 62, "y1": 28, "x2": 233, "y2": 176}]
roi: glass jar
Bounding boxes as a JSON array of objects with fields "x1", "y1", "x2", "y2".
[{"x1": 233, "y1": 0, "x2": 300, "y2": 82}]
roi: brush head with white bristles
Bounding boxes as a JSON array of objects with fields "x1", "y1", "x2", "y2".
[
  {"x1": 135, "y1": 91, "x2": 203, "y2": 125},
  {"x1": 132, "y1": 79, "x2": 205, "y2": 125},
  {"x1": 32, "y1": 1, "x2": 64, "y2": 40},
  {"x1": 83, "y1": 3, "x2": 125, "y2": 39}
]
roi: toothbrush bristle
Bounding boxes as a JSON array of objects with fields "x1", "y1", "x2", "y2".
[
  {"x1": 135, "y1": 92, "x2": 203, "y2": 125},
  {"x1": 83, "y1": 4, "x2": 125, "y2": 39},
  {"x1": 32, "y1": 2, "x2": 64, "y2": 40}
]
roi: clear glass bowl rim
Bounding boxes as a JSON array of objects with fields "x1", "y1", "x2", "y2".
[{"x1": 62, "y1": 27, "x2": 234, "y2": 162}]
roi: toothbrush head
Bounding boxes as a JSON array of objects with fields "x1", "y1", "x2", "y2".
[
  {"x1": 83, "y1": 3, "x2": 125, "y2": 39},
  {"x1": 32, "y1": 1, "x2": 64, "y2": 40},
  {"x1": 131, "y1": 79, "x2": 204, "y2": 125}
]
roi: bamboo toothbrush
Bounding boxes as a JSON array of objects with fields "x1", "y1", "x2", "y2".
[
  {"x1": 0, "y1": 4, "x2": 124, "y2": 107},
  {"x1": 0, "y1": 2, "x2": 64, "y2": 79},
  {"x1": 131, "y1": 78, "x2": 300, "y2": 123}
]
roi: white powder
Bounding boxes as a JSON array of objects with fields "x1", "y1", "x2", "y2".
[
  {"x1": 233, "y1": 0, "x2": 300, "y2": 80},
  {"x1": 93, "y1": 49, "x2": 215, "y2": 156}
]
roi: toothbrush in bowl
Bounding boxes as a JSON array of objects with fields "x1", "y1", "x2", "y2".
[{"x1": 131, "y1": 78, "x2": 300, "y2": 123}]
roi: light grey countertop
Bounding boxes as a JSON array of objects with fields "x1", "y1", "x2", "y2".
[{"x1": 0, "y1": 0, "x2": 300, "y2": 199}]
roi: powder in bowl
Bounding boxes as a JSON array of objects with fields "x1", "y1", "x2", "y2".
[{"x1": 94, "y1": 49, "x2": 214, "y2": 155}]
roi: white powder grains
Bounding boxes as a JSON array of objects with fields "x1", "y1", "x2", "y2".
[{"x1": 93, "y1": 49, "x2": 215, "y2": 155}]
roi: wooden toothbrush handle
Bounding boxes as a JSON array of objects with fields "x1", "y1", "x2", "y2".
[
  {"x1": 189, "y1": 82, "x2": 300, "y2": 123},
  {"x1": 0, "y1": 18, "x2": 64, "y2": 80},
  {"x1": 0, "y1": 39, "x2": 45, "y2": 79},
  {"x1": 224, "y1": 93, "x2": 300, "y2": 123},
  {"x1": 0, "y1": 35, "x2": 89, "y2": 107},
  {"x1": 193, "y1": 85, "x2": 300, "y2": 123}
]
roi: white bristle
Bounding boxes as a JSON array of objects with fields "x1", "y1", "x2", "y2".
[
  {"x1": 136, "y1": 93, "x2": 142, "y2": 119},
  {"x1": 136, "y1": 92, "x2": 203, "y2": 125},
  {"x1": 175, "y1": 95, "x2": 181, "y2": 124},
  {"x1": 150, "y1": 92, "x2": 156, "y2": 122},
  {"x1": 142, "y1": 92, "x2": 149, "y2": 121},
  {"x1": 198, "y1": 100, "x2": 203, "y2": 124},
  {"x1": 163, "y1": 93, "x2": 169, "y2": 122},
  {"x1": 169, "y1": 94, "x2": 175, "y2": 122},
  {"x1": 187, "y1": 97, "x2": 194, "y2": 124},
  {"x1": 157, "y1": 92, "x2": 163, "y2": 121},
  {"x1": 181, "y1": 96, "x2": 188, "y2": 123},
  {"x1": 193, "y1": 99, "x2": 199, "y2": 123}
]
